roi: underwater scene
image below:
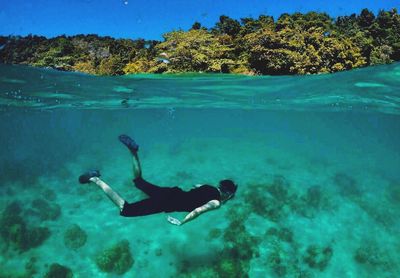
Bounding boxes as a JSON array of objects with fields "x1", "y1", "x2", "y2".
[{"x1": 0, "y1": 62, "x2": 399, "y2": 277}]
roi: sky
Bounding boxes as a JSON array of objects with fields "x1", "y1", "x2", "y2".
[{"x1": 0, "y1": 0, "x2": 399, "y2": 40}]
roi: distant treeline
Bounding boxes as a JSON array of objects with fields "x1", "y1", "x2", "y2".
[{"x1": 0, "y1": 8, "x2": 399, "y2": 75}]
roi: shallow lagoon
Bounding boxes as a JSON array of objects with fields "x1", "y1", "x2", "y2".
[{"x1": 0, "y1": 64, "x2": 399, "y2": 277}]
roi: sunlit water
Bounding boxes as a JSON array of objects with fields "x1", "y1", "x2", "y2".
[{"x1": 0, "y1": 63, "x2": 399, "y2": 277}]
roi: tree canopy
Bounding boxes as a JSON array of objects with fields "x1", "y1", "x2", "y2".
[{"x1": 0, "y1": 8, "x2": 399, "y2": 75}]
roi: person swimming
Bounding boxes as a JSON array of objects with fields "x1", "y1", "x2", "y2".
[{"x1": 79, "y1": 135, "x2": 237, "y2": 226}]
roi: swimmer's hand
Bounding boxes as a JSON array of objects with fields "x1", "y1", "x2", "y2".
[{"x1": 167, "y1": 216, "x2": 182, "y2": 226}]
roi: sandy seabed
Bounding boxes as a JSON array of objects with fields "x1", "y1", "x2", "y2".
[{"x1": 1, "y1": 136, "x2": 399, "y2": 278}]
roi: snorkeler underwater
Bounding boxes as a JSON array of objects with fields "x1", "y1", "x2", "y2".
[
  {"x1": 0, "y1": 1, "x2": 399, "y2": 277},
  {"x1": 79, "y1": 134, "x2": 238, "y2": 226}
]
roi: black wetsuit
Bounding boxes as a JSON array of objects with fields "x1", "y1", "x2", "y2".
[{"x1": 120, "y1": 177, "x2": 221, "y2": 217}]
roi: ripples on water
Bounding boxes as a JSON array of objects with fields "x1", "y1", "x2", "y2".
[{"x1": 1, "y1": 63, "x2": 400, "y2": 114}]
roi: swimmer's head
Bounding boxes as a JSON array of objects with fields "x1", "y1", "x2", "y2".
[{"x1": 218, "y1": 179, "x2": 237, "y2": 200}]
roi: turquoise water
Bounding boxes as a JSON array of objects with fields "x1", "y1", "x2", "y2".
[{"x1": 0, "y1": 63, "x2": 399, "y2": 277}]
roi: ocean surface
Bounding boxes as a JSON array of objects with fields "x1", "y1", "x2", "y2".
[{"x1": 0, "y1": 63, "x2": 399, "y2": 277}]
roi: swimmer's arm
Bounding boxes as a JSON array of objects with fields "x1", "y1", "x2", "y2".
[{"x1": 167, "y1": 200, "x2": 220, "y2": 226}]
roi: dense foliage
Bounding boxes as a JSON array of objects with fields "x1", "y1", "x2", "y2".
[{"x1": 0, "y1": 8, "x2": 399, "y2": 75}]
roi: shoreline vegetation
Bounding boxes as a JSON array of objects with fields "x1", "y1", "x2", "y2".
[{"x1": 0, "y1": 8, "x2": 399, "y2": 76}]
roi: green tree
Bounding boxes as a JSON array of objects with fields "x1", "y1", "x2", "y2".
[
  {"x1": 276, "y1": 12, "x2": 333, "y2": 31},
  {"x1": 98, "y1": 55, "x2": 124, "y2": 75},
  {"x1": 370, "y1": 45, "x2": 393, "y2": 64},
  {"x1": 239, "y1": 15, "x2": 274, "y2": 36},
  {"x1": 0, "y1": 9, "x2": 399, "y2": 76},
  {"x1": 191, "y1": 22, "x2": 202, "y2": 30},
  {"x1": 246, "y1": 24, "x2": 365, "y2": 74},
  {"x1": 123, "y1": 57, "x2": 159, "y2": 74},
  {"x1": 213, "y1": 15, "x2": 241, "y2": 37},
  {"x1": 357, "y1": 8, "x2": 375, "y2": 28},
  {"x1": 155, "y1": 29, "x2": 234, "y2": 73}
]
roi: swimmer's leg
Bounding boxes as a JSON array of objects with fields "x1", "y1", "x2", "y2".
[
  {"x1": 87, "y1": 176, "x2": 125, "y2": 212},
  {"x1": 133, "y1": 176, "x2": 165, "y2": 197},
  {"x1": 132, "y1": 152, "x2": 142, "y2": 179},
  {"x1": 120, "y1": 198, "x2": 164, "y2": 217}
]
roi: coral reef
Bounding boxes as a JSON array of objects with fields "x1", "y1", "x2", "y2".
[
  {"x1": 222, "y1": 218, "x2": 260, "y2": 262},
  {"x1": 178, "y1": 177, "x2": 338, "y2": 277},
  {"x1": 265, "y1": 227, "x2": 293, "y2": 243},
  {"x1": 385, "y1": 183, "x2": 400, "y2": 205},
  {"x1": 303, "y1": 244, "x2": 333, "y2": 271},
  {"x1": 264, "y1": 227, "x2": 312, "y2": 277},
  {"x1": 155, "y1": 248, "x2": 162, "y2": 256},
  {"x1": 0, "y1": 257, "x2": 38, "y2": 278},
  {"x1": 243, "y1": 176, "x2": 299, "y2": 222},
  {"x1": 266, "y1": 240, "x2": 306, "y2": 277},
  {"x1": 178, "y1": 208, "x2": 260, "y2": 278},
  {"x1": 266, "y1": 175, "x2": 291, "y2": 202},
  {"x1": 333, "y1": 172, "x2": 360, "y2": 197},
  {"x1": 304, "y1": 186, "x2": 324, "y2": 210},
  {"x1": 42, "y1": 188, "x2": 57, "y2": 201},
  {"x1": 354, "y1": 241, "x2": 395, "y2": 271},
  {"x1": 95, "y1": 239, "x2": 134, "y2": 274},
  {"x1": 30, "y1": 198, "x2": 61, "y2": 221},
  {"x1": 24, "y1": 257, "x2": 38, "y2": 277},
  {"x1": 178, "y1": 266, "x2": 219, "y2": 278},
  {"x1": 223, "y1": 208, "x2": 260, "y2": 260},
  {"x1": 266, "y1": 241, "x2": 290, "y2": 276},
  {"x1": 215, "y1": 257, "x2": 247, "y2": 278},
  {"x1": 250, "y1": 176, "x2": 333, "y2": 220},
  {"x1": 334, "y1": 174, "x2": 396, "y2": 227},
  {"x1": 292, "y1": 185, "x2": 331, "y2": 218},
  {"x1": 44, "y1": 263, "x2": 73, "y2": 278},
  {"x1": 0, "y1": 201, "x2": 51, "y2": 252},
  {"x1": 356, "y1": 199, "x2": 396, "y2": 227},
  {"x1": 243, "y1": 183, "x2": 288, "y2": 222},
  {"x1": 207, "y1": 228, "x2": 222, "y2": 240},
  {"x1": 63, "y1": 224, "x2": 87, "y2": 250}
]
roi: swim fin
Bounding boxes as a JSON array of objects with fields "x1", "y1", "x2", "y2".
[
  {"x1": 118, "y1": 134, "x2": 139, "y2": 153},
  {"x1": 79, "y1": 170, "x2": 101, "y2": 184}
]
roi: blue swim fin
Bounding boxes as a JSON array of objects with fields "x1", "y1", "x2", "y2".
[
  {"x1": 79, "y1": 170, "x2": 101, "y2": 184},
  {"x1": 118, "y1": 134, "x2": 139, "y2": 153}
]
